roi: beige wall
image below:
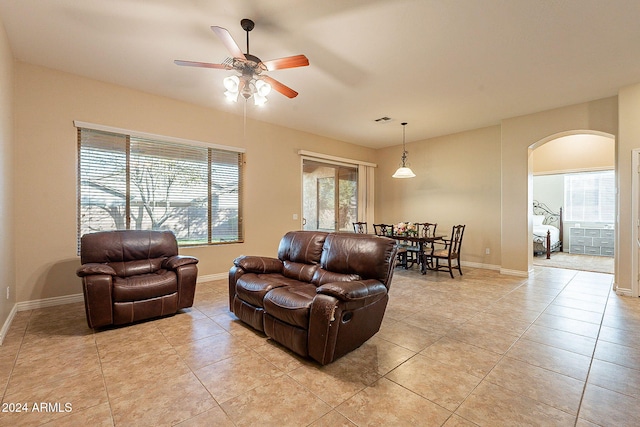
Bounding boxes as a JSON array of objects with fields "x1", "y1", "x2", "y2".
[
  {"x1": 532, "y1": 134, "x2": 615, "y2": 175},
  {"x1": 500, "y1": 97, "x2": 618, "y2": 276},
  {"x1": 13, "y1": 62, "x2": 375, "y2": 303},
  {"x1": 0, "y1": 16, "x2": 14, "y2": 333},
  {"x1": 375, "y1": 125, "x2": 502, "y2": 269}
]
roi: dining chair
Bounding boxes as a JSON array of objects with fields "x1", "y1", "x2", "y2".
[
  {"x1": 425, "y1": 224, "x2": 465, "y2": 278},
  {"x1": 372, "y1": 223, "x2": 394, "y2": 237},
  {"x1": 373, "y1": 223, "x2": 407, "y2": 268},
  {"x1": 352, "y1": 222, "x2": 368, "y2": 234},
  {"x1": 411, "y1": 222, "x2": 437, "y2": 270}
]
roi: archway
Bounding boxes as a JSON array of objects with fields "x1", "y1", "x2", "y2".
[{"x1": 528, "y1": 130, "x2": 616, "y2": 274}]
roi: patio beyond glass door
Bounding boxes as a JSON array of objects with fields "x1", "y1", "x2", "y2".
[{"x1": 302, "y1": 160, "x2": 357, "y2": 232}]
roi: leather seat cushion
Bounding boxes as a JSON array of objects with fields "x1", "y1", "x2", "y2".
[
  {"x1": 112, "y1": 270, "x2": 177, "y2": 302},
  {"x1": 263, "y1": 284, "x2": 317, "y2": 329},
  {"x1": 235, "y1": 273, "x2": 307, "y2": 308}
]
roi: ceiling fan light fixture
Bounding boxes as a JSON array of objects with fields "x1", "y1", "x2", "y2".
[
  {"x1": 223, "y1": 75, "x2": 240, "y2": 92},
  {"x1": 224, "y1": 89, "x2": 239, "y2": 102},
  {"x1": 392, "y1": 122, "x2": 416, "y2": 179},
  {"x1": 253, "y1": 92, "x2": 268, "y2": 106},
  {"x1": 256, "y1": 79, "x2": 271, "y2": 97}
]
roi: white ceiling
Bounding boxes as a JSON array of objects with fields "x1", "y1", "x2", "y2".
[{"x1": 1, "y1": 0, "x2": 640, "y2": 148}]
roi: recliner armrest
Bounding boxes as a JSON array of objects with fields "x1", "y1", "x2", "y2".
[
  {"x1": 163, "y1": 255, "x2": 199, "y2": 270},
  {"x1": 316, "y1": 279, "x2": 387, "y2": 302},
  {"x1": 233, "y1": 255, "x2": 283, "y2": 274},
  {"x1": 76, "y1": 263, "x2": 116, "y2": 277}
]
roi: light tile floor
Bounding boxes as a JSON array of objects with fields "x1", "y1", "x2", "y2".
[{"x1": 0, "y1": 265, "x2": 638, "y2": 426}]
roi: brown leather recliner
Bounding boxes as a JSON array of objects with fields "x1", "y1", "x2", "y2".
[
  {"x1": 229, "y1": 231, "x2": 398, "y2": 365},
  {"x1": 76, "y1": 230, "x2": 199, "y2": 328}
]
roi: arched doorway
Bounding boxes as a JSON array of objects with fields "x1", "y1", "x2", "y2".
[{"x1": 529, "y1": 131, "x2": 616, "y2": 273}]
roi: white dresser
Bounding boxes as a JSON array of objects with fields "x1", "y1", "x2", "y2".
[{"x1": 569, "y1": 227, "x2": 614, "y2": 256}]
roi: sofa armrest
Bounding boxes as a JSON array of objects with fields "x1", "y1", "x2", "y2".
[
  {"x1": 76, "y1": 263, "x2": 116, "y2": 277},
  {"x1": 163, "y1": 255, "x2": 199, "y2": 270},
  {"x1": 233, "y1": 255, "x2": 283, "y2": 274},
  {"x1": 316, "y1": 279, "x2": 387, "y2": 302}
]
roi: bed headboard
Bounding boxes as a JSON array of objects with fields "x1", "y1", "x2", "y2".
[
  {"x1": 533, "y1": 200, "x2": 563, "y2": 251},
  {"x1": 533, "y1": 200, "x2": 562, "y2": 228}
]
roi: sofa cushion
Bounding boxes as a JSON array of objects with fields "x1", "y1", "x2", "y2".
[
  {"x1": 235, "y1": 273, "x2": 304, "y2": 308},
  {"x1": 282, "y1": 260, "x2": 319, "y2": 282},
  {"x1": 321, "y1": 233, "x2": 397, "y2": 286},
  {"x1": 112, "y1": 270, "x2": 177, "y2": 302},
  {"x1": 109, "y1": 258, "x2": 165, "y2": 278},
  {"x1": 263, "y1": 284, "x2": 317, "y2": 329},
  {"x1": 310, "y1": 268, "x2": 361, "y2": 286},
  {"x1": 277, "y1": 231, "x2": 327, "y2": 264}
]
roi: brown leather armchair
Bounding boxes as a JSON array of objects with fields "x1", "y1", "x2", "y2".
[
  {"x1": 229, "y1": 231, "x2": 398, "y2": 365},
  {"x1": 76, "y1": 230, "x2": 198, "y2": 328}
]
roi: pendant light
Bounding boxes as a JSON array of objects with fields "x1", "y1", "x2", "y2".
[{"x1": 392, "y1": 122, "x2": 416, "y2": 178}]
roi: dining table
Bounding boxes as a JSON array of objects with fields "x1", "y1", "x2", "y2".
[{"x1": 388, "y1": 233, "x2": 446, "y2": 274}]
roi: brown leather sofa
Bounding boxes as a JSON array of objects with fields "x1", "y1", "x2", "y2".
[
  {"x1": 229, "y1": 230, "x2": 398, "y2": 365},
  {"x1": 76, "y1": 230, "x2": 199, "y2": 328}
]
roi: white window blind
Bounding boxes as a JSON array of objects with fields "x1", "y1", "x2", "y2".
[
  {"x1": 564, "y1": 170, "x2": 614, "y2": 222},
  {"x1": 78, "y1": 127, "x2": 243, "y2": 246}
]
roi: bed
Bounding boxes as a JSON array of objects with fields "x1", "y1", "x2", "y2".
[{"x1": 533, "y1": 201, "x2": 563, "y2": 259}]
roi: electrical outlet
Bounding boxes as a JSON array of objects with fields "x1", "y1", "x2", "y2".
[{"x1": 485, "y1": 248, "x2": 490, "y2": 255}]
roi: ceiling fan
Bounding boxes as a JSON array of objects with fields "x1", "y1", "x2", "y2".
[{"x1": 174, "y1": 18, "x2": 309, "y2": 103}]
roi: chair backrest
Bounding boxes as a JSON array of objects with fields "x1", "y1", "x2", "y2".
[
  {"x1": 373, "y1": 223, "x2": 394, "y2": 237},
  {"x1": 448, "y1": 224, "x2": 465, "y2": 255},
  {"x1": 80, "y1": 230, "x2": 178, "y2": 277},
  {"x1": 416, "y1": 222, "x2": 437, "y2": 238},
  {"x1": 277, "y1": 230, "x2": 328, "y2": 265},
  {"x1": 320, "y1": 233, "x2": 398, "y2": 287},
  {"x1": 80, "y1": 230, "x2": 178, "y2": 263},
  {"x1": 352, "y1": 222, "x2": 368, "y2": 234}
]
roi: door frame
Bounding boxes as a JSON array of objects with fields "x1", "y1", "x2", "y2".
[{"x1": 631, "y1": 148, "x2": 640, "y2": 297}]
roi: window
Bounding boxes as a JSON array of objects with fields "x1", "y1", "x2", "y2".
[
  {"x1": 77, "y1": 126, "x2": 243, "y2": 246},
  {"x1": 564, "y1": 170, "x2": 614, "y2": 222}
]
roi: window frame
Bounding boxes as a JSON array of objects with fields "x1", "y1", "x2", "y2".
[{"x1": 75, "y1": 121, "x2": 244, "y2": 248}]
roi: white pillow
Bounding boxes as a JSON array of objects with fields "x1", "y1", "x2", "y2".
[{"x1": 533, "y1": 215, "x2": 545, "y2": 226}]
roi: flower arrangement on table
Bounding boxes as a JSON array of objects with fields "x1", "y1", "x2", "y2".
[{"x1": 396, "y1": 222, "x2": 417, "y2": 236}]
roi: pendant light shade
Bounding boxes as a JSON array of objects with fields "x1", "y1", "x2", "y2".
[
  {"x1": 392, "y1": 122, "x2": 416, "y2": 178},
  {"x1": 392, "y1": 166, "x2": 416, "y2": 178}
]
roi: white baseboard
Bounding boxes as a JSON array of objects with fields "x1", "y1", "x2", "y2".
[
  {"x1": 504, "y1": 269, "x2": 530, "y2": 277},
  {"x1": 17, "y1": 293, "x2": 85, "y2": 312},
  {"x1": 615, "y1": 287, "x2": 633, "y2": 297},
  {"x1": 197, "y1": 273, "x2": 227, "y2": 282},
  {"x1": 0, "y1": 303, "x2": 18, "y2": 345},
  {"x1": 462, "y1": 261, "x2": 501, "y2": 271}
]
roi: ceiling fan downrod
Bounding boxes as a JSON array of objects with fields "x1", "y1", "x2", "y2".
[{"x1": 241, "y1": 18, "x2": 254, "y2": 55}]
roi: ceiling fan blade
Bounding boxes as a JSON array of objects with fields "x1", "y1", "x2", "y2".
[
  {"x1": 262, "y1": 54, "x2": 309, "y2": 71},
  {"x1": 174, "y1": 60, "x2": 231, "y2": 69},
  {"x1": 262, "y1": 75, "x2": 299, "y2": 98},
  {"x1": 211, "y1": 26, "x2": 246, "y2": 60}
]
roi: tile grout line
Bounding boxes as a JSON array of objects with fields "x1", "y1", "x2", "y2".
[{"x1": 572, "y1": 275, "x2": 614, "y2": 427}]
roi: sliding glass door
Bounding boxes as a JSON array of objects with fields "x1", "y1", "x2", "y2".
[{"x1": 302, "y1": 159, "x2": 357, "y2": 232}]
